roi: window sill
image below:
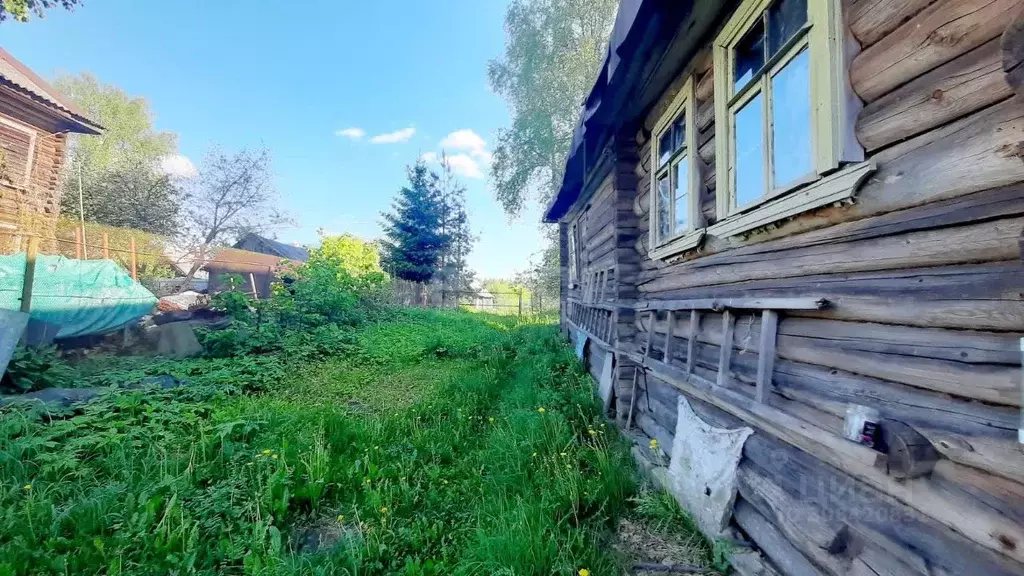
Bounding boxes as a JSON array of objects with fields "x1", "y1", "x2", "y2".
[
  {"x1": 708, "y1": 161, "x2": 876, "y2": 239},
  {"x1": 649, "y1": 228, "x2": 707, "y2": 261}
]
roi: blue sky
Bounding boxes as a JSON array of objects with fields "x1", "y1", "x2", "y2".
[{"x1": 3, "y1": 0, "x2": 548, "y2": 278}]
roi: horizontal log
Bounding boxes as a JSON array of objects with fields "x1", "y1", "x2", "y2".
[
  {"x1": 932, "y1": 459, "x2": 1024, "y2": 526},
  {"x1": 857, "y1": 37, "x2": 1013, "y2": 151},
  {"x1": 733, "y1": 500, "x2": 821, "y2": 576},
  {"x1": 846, "y1": 0, "x2": 938, "y2": 48},
  {"x1": 1005, "y1": 8, "x2": 1024, "y2": 94},
  {"x1": 640, "y1": 215, "x2": 1024, "y2": 293},
  {"x1": 851, "y1": 0, "x2": 1020, "y2": 102},
  {"x1": 639, "y1": 261, "x2": 1024, "y2": 331},
  {"x1": 637, "y1": 297, "x2": 827, "y2": 312},
  {"x1": 742, "y1": 433, "x2": 1024, "y2": 576}
]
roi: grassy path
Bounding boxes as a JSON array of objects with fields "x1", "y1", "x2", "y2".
[{"x1": 0, "y1": 310, "x2": 715, "y2": 575}]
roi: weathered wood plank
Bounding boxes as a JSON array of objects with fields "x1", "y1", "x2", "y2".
[
  {"x1": 636, "y1": 354, "x2": 1024, "y2": 564},
  {"x1": 686, "y1": 310, "x2": 700, "y2": 374},
  {"x1": 733, "y1": 500, "x2": 822, "y2": 576},
  {"x1": 638, "y1": 297, "x2": 827, "y2": 311},
  {"x1": 851, "y1": 0, "x2": 1021, "y2": 102},
  {"x1": 857, "y1": 37, "x2": 1013, "y2": 151},
  {"x1": 641, "y1": 215, "x2": 1024, "y2": 293},
  {"x1": 717, "y1": 310, "x2": 734, "y2": 387},
  {"x1": 846, "y1": 0, "x2": 938, "y2": 48},
  {"x1": 1002, "y1": 4, "x2": 1024, "y2": 95},
  {"x1": 755, "y1": 310, "x2": 778, "y2": 404}
]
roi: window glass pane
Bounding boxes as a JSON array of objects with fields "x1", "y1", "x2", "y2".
[
  {"x1": 772, "y1": 48, "x2": 812, "y2": 189},
  {"x1": 658, "y1": 131, "x2": 673, "y2": 167},
  {"x1": 674, "y1": 157, "x2": 689, "y2": 233},
  {"x1": 657, "y1": 174, "x2": 671, "y2": 241},
  {"x1": 672, "y1": 114, "x2": 686, "y2": 152},
  {"x1": 768, "y1": 0, "x2": 807, "y2": 57},
  {"x1": 734, "y1": 92, "x2": 765, "y2": 207},
  {"x1": 734, "y1": 19, "x2": 765, "y2": 92}
]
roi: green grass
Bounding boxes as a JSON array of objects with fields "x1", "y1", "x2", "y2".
[{"x1": 0, "y1": 309, "x2": 712, "y2": 575}]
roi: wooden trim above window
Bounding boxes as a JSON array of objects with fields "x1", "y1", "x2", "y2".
[{"x1": 649, "y1": 227, "x2": 706, "y2": 261}]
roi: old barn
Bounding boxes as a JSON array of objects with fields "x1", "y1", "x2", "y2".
[{"x1": 547, "y1": 1, "x2": 1024, "y2": 575}]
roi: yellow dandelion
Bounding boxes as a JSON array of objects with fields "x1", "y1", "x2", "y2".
[
  {"x1": 337, "y1": 515, "x2": 345, "y2": 522},
  {"x1": 262, "y1": 449, "x2": 272, "y2": 455},
  {"x1": 272, "y1": 454, "x2": 279, "y2": 460},
  {"x1": 374, "y1": 446, "x2": 380, "y2": 450},
  {"x1": 379, "y1": 506, "x2": 388, "y2": 514},
  {"x1": 649, "y1": 439, "x2": 659, "y2": 451},
  {"x1": 560, "y1": 452, "x2": 567, "y2": 457},
  {"x1": 442, "y1": 479, "x2": 449, "y2": 485},
  {"x1": 364, "y1": 478, "x2": 372, "y2": 484},
  {"x1": 488, "y1": 417, "x2": 495, "y2": 423},
  {"x1": 588, "y1": 429, "x2": 597, "y2": 436},
  {"x1": 579, "y1": 569, "x2": 590, "y2": 576},
  {"x1": 23, "y1": 484, "x2": 32, "y2": 491},
  {"x1": 531, "y1": 452, "x2": 538, "y2": 457},
  {"x1": 537, "y1": 407, "x2": 546, "y2": 414}
]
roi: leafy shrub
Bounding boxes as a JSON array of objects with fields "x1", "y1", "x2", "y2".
[{"x1": 1, "y1": 346, "x2": 74, "y2": 393}]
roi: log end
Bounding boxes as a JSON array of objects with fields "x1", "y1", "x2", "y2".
[{"x1": 875, "y1": 419, "x2": 939, "y2": 479}]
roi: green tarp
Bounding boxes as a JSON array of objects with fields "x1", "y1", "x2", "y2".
[{"x1": 0, "y1": 253, "x2": 157, "y2": 339}]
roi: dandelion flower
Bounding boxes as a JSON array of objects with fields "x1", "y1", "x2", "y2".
[
  {"x1": 374, "y1": 446, "x2": 380, "y2": 450},
  {"x1": 442, "y1": 479, "x2": 449, "y2": 485},
  {"x1": 560, "y1": 452, "x2": 567, "y2": 457},
  {"x1": 23, "y1": 484, "x2": 31, "y2": 491},
  {"x1": 531, "y1": 452, "x2": 538, "y2": 457},
  {"x1": 488, "y1": 417, "x2": 495, "y2": 423},
  {"x1": 649, "y1": 439, "x2": 659, "y2": 451},
  {"x1": 537, "y1": 407, "x2": 546, "y2": 414},
  {"x1": 262, "y1": 449, "x2": 272, "y2": 455},
  {"x1": 579, "y1": 569, "x2": 590, "y2": 576},
  {"x1": 364, "y1": 478, "x2": 372, "y2": 484},
  {"x1": 272, "y1": 454, "x2": 279, "y2": 459},
  {"x1": 588, "y1": 429, "x2": 597, "y2": 436},
  {"x1": 379, "y1": 506, "x2": 388, "y2": 514},
  {"x1": 337, "y1": 515, "x2": 345, "y2": 522}
]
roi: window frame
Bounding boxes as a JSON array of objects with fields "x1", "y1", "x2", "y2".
[
  {"x1": 648, "y1": 75, "x2": 703, "y2": 257},
  {"x1": 0, "y1": 116, "x2": 38, "y2": 189},
  {"x1": 567, "y1": 220, "x2": 581, "y2": 287},
  {"x1": 713, "y1": 0, "x2": 848, "y2": 221}
]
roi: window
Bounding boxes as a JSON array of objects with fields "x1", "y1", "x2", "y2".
[
  {"x1": 567, "y1": 220, "x2": 582, "y2": 286},
  {"x1": 649, "y1": 76, "x2": 702, "y2": 256},
  {"x1": 0, "y1": 117, "x2": 37, "y2": 189},
  {"x1": 713, "y1": 0, "x2": 858, "y2": 220}
]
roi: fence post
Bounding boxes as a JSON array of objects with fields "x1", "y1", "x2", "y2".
[
  {"x1": 74, "y1": 227, "x2": 82, "y2": 259},
  {"x1": 518, "y1": 290, "x2": 523, "y2": 317},
  {"x1": 102, "y1": 232, "x2": 109, "y2": 259},
  {"x1": 20, "y1": 236, "x2": 38, "y2": 313},
  {"x1": 129, "y1": 236, "x2": 137, "y2": 280}
]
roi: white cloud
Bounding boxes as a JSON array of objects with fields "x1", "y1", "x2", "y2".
[
  {"x1": 444, "y1": 153, "x2": 483, "y2": 179},
  {"x1": 335, "y1": 127, "x2": 365, "y2": 140},
  {"x1": 160, "y1": 154, "x2": 198, "y2": 179},
  {"x1": 440, "y1": 129, "x2": 487, "y2": 156},
  {"x1": 438, "y1": 129, "x2": 493, "y2": 166},
  {"x1": 420, "y1": 151, "x2": 438, "y2": 163},
  {"x1": 370, "y1": 127, "x2": 416, "y2": 144}
]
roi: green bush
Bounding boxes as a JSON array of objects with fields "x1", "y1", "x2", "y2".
[{"x1": 1, "y1": 347, "x2": 73, "y2": 393}]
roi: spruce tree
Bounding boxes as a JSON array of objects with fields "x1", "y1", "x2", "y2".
[
  {"x1": 381, "y1": 162, "x2": 448, "y2": 290},
  {"x1": 436, "y1": 153, "x2": 476, "y2": 297}
]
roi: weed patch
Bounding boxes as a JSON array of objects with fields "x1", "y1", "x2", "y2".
[{"x1": 0, "y1": 311, "x2": 714, "y2": 575}]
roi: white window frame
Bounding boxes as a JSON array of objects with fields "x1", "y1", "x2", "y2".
[
  {"x1": 648, "y1": 76, "x2": 704, "y2": 260},
  {"x1": 0, "y1": 116, "x2": 37, "y2": 189},
  {"x1": 712, "y1": 0, "x2": 864, "y2": 226},
  {"x1": 568, "y1": 220, "x2": 582, "y2": 287}
]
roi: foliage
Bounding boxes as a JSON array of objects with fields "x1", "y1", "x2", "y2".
[
  {"x1": 180, "y1": 146, "x2": 288, "y2": 245},
  {"x1": 54, "y1": 218, "x2": 174, "y2": 281},
  {"x1": 0, "y1": 310, "x2": 719, "y2": 574},
  {"x1": 310, "y1": 233, "x2": 384, "y2": 279},
  {"x1": 435, "y1": 154, "x2": 476, "y2": 292},
  {"x1": 0, "y1": 0, "x2": 78, "y2": 22},
  {"x1": 482, "y1": 278, "x2": 530, "y2": 313},
  {"x1": 0, "y1": 346, "x2": 72, "y2": 393},
  {"x1": 380, "y1": 162, "x2": 449, "y2": 285},
  {"x1": 514, "y1": 233, "x2": 561, "y2": 311},
  {"x1": 55, "y1": 73, "x2": 182, "y2": 235},
  {"x1": 488, "y1": 0, "x2": 619, "y2": 216}
]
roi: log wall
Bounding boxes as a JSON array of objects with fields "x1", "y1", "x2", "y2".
[
  {"x1": 0, "y1": 99, "x2": 68, "y2": 239},
  {"x1": 561, "y1": 0, "x2": 1024, "y2": 574}
]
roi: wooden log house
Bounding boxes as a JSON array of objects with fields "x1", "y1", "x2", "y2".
[{"x1": 546, "y1": 1, "x2": 1024, "y2": 574}]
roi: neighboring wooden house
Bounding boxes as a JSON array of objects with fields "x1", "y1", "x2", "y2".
[
  {"x1": 547, "y1": 1, "x2": 1024, "y2": 575},
  {"x1": 206, "y1": 235, "x2": 309, "y2": 298},
  {"x1": 0, "y1": 48, "x2": 102, "y2": 244}
]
